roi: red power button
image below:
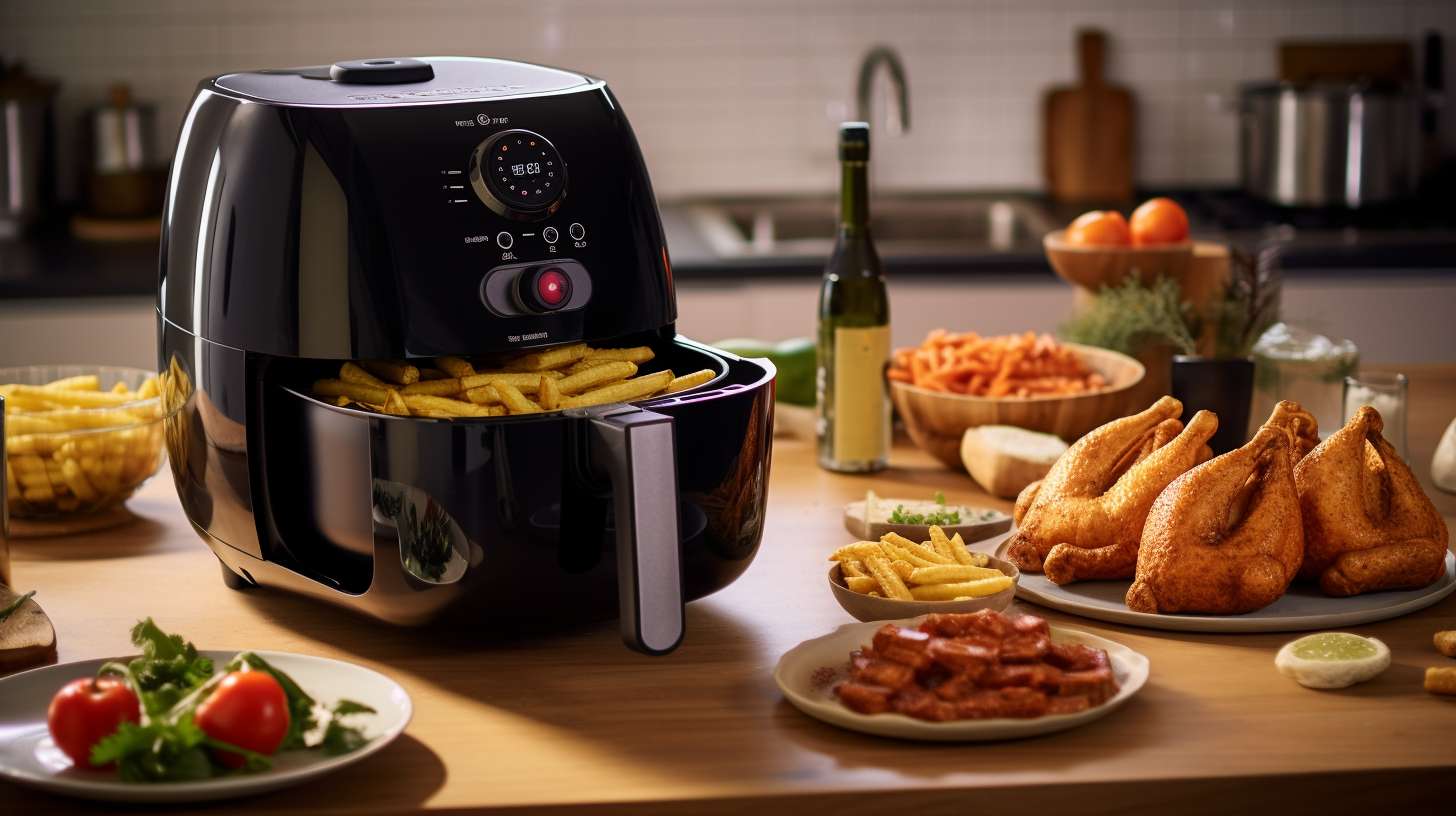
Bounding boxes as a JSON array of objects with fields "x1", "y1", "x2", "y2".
[
  {"x1": 517, "y1": 266, "x2": 573, "y2": 312},
  {"x1": 537, "y1": 268, "x2": 569, "y2": 306}
]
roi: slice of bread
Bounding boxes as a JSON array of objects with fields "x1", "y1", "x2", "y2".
[{"x1": 960, "y1": 425, "x2": 1068, "y2": 499}]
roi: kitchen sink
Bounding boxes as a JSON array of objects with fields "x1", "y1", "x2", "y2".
[{"x1": 680, "y1": 195, "x2": 1057, "y2": 258}]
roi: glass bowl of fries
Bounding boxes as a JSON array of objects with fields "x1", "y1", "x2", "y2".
[
  {"x1": 827, "y1": 528, "x2": 1020, "y2": 622},
  {"x1": 2, "y1": 366, "x2": 179, "y2": 520}
]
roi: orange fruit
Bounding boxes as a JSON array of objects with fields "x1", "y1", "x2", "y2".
[
  {"x1": 1065, "y1": 211, "x2": 1131, "y2": 247},
  {"x1": 1129, "y1": 197, "x2": 1189, "y2": 246}
]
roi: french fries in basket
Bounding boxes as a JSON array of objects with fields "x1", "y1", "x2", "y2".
[
  {"x1": 830, "y1": 526, "x2": 1013, "y2": 601},
  {"x1": 2, "y1": 370, "x2": 169, "y2": 518},
  {"x1": 314, "y1": 344, "x2": 720, "y2": 420}
]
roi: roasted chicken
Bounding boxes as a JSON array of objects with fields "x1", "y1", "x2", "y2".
[
  {"x1": 1126, "y1": 424, "x2": 1304, "y2": 615},
  {"x1": 1295, "y1": 406, "x2": 1449, "y2": 596},
  {"x1": 1262, "y1": 400, "x2": 1320, "y2": 465},
  {"x1": 1005, "y1": 396, "x2": 1219, "y2": 584}
]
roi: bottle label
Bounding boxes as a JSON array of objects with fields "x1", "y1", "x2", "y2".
[{"x1": 832, "y1": 325, "x2": 890, "y2": 463}]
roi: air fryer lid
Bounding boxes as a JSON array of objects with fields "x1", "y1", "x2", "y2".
[{"x1": 213, "y1": 56, "x2": 594, "y2": 106}]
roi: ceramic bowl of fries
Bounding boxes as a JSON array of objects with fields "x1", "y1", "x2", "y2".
[
  {"x1": 827, "y1": 526, "x2": 1019, "y2": 622},
  {"x1": 308, "y1": 343, "x2": 719, "y2": 420},
  {"x1": 1, "y1": 366, "x2": 180, "y2": 519},
  {"x1": 888, "y1": 332, "x2": 1144, "y2": 470}
]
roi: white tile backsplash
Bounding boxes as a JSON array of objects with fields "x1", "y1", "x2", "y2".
[{"x1": 2, "y1": 0, "x2": 1452, "y2": 199}]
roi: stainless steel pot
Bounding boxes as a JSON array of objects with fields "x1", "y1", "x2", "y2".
[{"x1": 1240, "y1": 82, "x2": 1417, "y2": 208}]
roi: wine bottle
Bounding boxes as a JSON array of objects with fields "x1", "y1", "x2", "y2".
[{"x1": 816, "y1": 122, "x2": 890, "y2": 473}]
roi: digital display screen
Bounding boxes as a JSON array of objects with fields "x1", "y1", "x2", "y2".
[{"x1": 478, "y1": 129, "x2": 564, "y2": 214}]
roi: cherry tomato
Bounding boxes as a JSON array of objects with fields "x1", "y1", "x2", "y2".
[
  {"x1": 1065, "y1": 210, "x2": 1131, "y2": 246},
  {"x1": 195, "y1": 670, "x2": 290, "y2": 768},
  {"x1": 1129, "y1": 197, "x2": 1189, "y2": 246},
  {"x1": 47, "y1": 676, "x2": 141, "y2": 769}
]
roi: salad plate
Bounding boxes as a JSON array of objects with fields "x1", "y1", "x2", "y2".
[{"x1": 0, "y1": 650, "x2": 411, "y2": 803}]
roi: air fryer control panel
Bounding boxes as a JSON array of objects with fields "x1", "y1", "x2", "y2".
[{"x1": 159, "y1": 74, "x2": 675, "y2": 359}]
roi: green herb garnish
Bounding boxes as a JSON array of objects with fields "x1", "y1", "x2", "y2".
[{"x1": 888, "y1": 492, "x2": 963, "y2": 526}]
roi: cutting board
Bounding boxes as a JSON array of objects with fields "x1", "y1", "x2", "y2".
[
  {"x1": 1043, "y1": 29, "x2": 1135, "y2": 203},
  {"x1": 0, "y1": 587, "x2": 58, "y2": 675}
]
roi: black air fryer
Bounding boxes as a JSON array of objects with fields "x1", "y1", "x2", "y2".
[{"x1": 157, "y1": 57, "x2": 775, "y2": 654}]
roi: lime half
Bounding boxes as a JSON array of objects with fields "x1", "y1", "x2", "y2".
[{"x1": 1276, "y1": 633, "x2": 1390, "y2": 689}]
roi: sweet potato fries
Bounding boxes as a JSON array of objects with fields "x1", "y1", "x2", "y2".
[{"x1": 888, "y1": 331, "x2": 1106, "y2": 398}]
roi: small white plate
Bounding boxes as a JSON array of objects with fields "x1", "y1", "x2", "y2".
[
  {"x1": 992, "y1": 532, "x2": 1456, "y2": 633},
  {"x1": 0, "y1": 650, "x2": 412, "y2": 803},
  {"x1": 774, "y1": 616, "x2": 1149, "y2": 741}
]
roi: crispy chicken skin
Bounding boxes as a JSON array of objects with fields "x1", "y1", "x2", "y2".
[
  {"x1": 1263, "y1": 400, "x2": 1320, "y2": 464},
  {"x1": 1294, "y1": 406, "x2": 1449, "y2": 596},
  {"x1": 1126, "y1": 424, "x2": 1304, "y2": 615},
  {"x1": 1006, "y1": 396, "x2": 1219, "y2": 584}
]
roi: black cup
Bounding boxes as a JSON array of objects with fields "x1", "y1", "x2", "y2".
[{"x1": 1171, "y1": 356, "x2": 1255, "y2": 455}]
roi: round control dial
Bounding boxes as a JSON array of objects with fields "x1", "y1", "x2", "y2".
[{"x1": 470, "y1": 129, "x2": 566, "y2": 220}]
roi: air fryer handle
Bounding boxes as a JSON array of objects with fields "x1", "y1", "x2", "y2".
[{"x1": 588, "y1": 407, "x2": 684, "y2": 655}]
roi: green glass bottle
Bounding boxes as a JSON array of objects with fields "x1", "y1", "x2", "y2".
[{"x1": 817, "y1": 122, "x2": 890, "y2": 473}]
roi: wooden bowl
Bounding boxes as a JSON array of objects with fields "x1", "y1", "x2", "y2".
[
  {"x1": 1043, "y1": 230, "x2": 1195, "y2": 290},
  {"x1": 828, "y1": 558, "x2": 1020, "y2": 623},
  {"x1": 889, "y1": 342, "x2": 1145, "y2": 471}
]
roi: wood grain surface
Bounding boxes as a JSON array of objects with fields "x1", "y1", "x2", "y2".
[{"x1": 2, "y1": 366, "x2": 1454, "y2": 814}]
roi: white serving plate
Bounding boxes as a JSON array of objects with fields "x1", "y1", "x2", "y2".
[
  {"x1": 0, "y1": 650, "x2": 411, "y2": 804},
  {"x1": 990, "y1": 532, "x2": 1456, "y2": 633},
  {"x1": 774, "y1": 616, "x2": 1149, "y2": 741}
]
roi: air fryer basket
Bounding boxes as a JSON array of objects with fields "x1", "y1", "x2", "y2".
[{"x1": 247, "y1": 336, "x2": 773, "y2": 654}]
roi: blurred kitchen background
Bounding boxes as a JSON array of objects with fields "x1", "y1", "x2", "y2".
[{"x1": 2, "y1": 0, "x2": 1454, "y2": 366}]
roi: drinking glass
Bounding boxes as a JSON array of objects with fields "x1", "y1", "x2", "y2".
[{"x1": 1343, "y1": 372, "x2": 1408, "y2": 458}]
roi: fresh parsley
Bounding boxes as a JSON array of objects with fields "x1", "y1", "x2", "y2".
[{"x1": 888, "y1": 491, "x2": 963, "y2": 526}]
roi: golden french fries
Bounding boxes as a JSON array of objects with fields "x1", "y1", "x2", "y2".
[
  {"x1": 555, "y1": 361, "x2": 636, "y2": 395},
  {"x1": 506, "y1": 343, "x2": 588, "y2": 371},
  {"x1": 493, "y1": 382, "x2": 542, "y2": 415},
  {"x1": 582, "y1": 345, "x2": 655, "y2": 364},
  {"x1": 538, "y1": 376, "x2": 562, "y2": 411},
  {"x1": 459, "y1": 371, "x2": 558, "y2": 393},
  {"x1": 665, "y1": 369, "x2": 715, "y2": 394},
  {"x1": 315, "y1": 343, "x2": 688, "y2": 419},
  {"x1": 340, "y1": 362, "x2": 391, "y2": 389},
  {"x1": 463, "y1": 385, "x2": 502, "y2": 405},
  {"x1": 401, "y1": 378, "x2": 464, "y2": 396},
  {"x1": 865, "y1": 555, "x2": 914, "y2": 600},
  {"x1": 830, "y1": 526, "x2": 1011, "y2": 602},
  {"x1": 563, "y1": 370, "x2": 673, "y2": 408},
  {"x1": 909, "y1": 576, "x2": 1015, "y2": 601},
  {"x1": 362, "y1": 360, "x2": 420, "y2": 385},
  {"x1": 908, "y1": 564, "x2": 1005, "y2": 584},
  {"x1": 401, "y1": 395, "x2": 499, "y2": 418},
  {"x1": 881, "y1": 532, "x2": 954, "y2": 565},
  {"x1": 435, "y1": 356, "x2": 476, "y2": 378},
  {"x1": 313, "y1": 379, "x2": 393, "y2": 405},
  {"x1": 3, "y1": 371, "x2": 168, "y2": 518}
]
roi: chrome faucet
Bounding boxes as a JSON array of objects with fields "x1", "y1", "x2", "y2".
[{"x1": 855, "y1": 46, "x2": 910, "y2": 135}]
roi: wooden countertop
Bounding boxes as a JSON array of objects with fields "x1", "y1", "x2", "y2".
[{"x1": 4, "y1": 367, "x2": 1456, "y2": 814}]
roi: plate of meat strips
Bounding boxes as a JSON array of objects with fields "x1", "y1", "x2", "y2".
[{"x1": 774, "y1": 609, "x2": 1148, "y2": 741}]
